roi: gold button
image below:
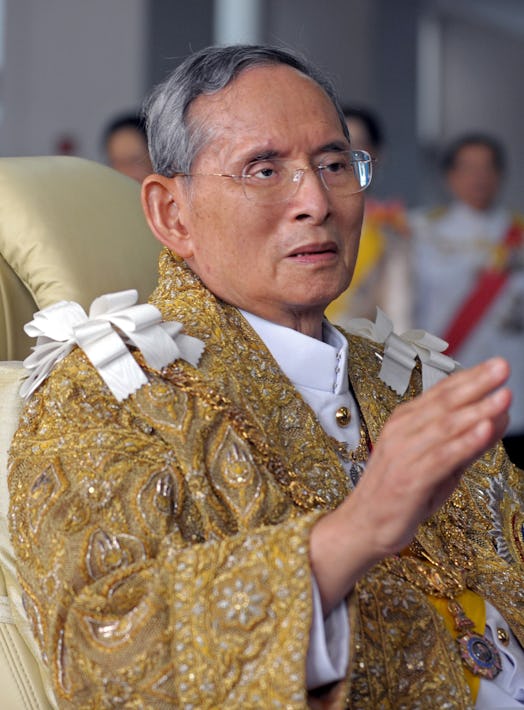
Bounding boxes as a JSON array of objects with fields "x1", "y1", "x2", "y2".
[
  {"x1": 496, "y1": 627, "x2": 509, "y2": 646},
  {"x1": 335, "y1": 406, "x2": 351, "y2": 427}
]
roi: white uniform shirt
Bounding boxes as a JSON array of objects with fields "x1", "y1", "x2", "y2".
[
  {"x1": 242, "y1": 309, "x2": 524, "y2": 707},
  {"x1": 411, "y1": 201, "x2": 524, "y2": 435}
]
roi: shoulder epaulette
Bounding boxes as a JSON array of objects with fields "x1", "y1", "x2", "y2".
[
  {"x1": 510, "y1": 212, "x2": 524, "y2": 230},
  {"x1": 426, "y1": 205, "x2": 448, "y2": 221}
]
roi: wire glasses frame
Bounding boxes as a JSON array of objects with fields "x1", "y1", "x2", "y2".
[{"x1": 172, "y1": 149, "x2": 373, "y2": 205}]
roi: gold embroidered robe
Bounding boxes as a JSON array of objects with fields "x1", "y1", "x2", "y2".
[{"x1": 8, "y1": 249, "x2": 524, "y2": 709}]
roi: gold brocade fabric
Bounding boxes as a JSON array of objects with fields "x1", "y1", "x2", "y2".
[{"x1": 8, "y1": 248, "x2": 524, "y2": 709}]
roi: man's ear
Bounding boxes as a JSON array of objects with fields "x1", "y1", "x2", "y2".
[{"x1": 141, "y1": 174, "x2": 194, "y2": 258}]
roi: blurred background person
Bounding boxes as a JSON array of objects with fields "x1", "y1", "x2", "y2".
[
  {"x1": 102, "y1": 112, "x2": 153, "y2": 182},
  {"x1": 343, "y1": 106, "x2": 383, "y2": 159},
  {"x1": 411, "y1": 133, "x2": 524, "y2": 467},
  {"x1": 326, "y1": 106, "x2": 412, "y2": 332}
]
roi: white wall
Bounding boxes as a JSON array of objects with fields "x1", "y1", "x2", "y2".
[
  {"x1": 1, "y1": 0, "x2": 147, "y2": 162},
  {"x1": 416, "y1": 6, "x2": 524, "y2": 210},
  {"x1": 441, "y1": 14, "x2": 524, "y2": 210},
  {"x1": 267, "y1": 0, "x2": 380, "y2": 108}
]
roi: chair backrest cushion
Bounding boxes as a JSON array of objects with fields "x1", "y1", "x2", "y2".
[{"x1": 0, "y1": 156, "x2": 160, "y2": 360}]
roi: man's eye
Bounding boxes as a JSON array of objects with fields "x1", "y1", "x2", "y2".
[
  {"x1": 256, "y1": 167, "x2": 276, "y2": 179},
  {"x1": 322, "y1": 159, "x2": 348, "y2": 174},
  {"x1": 245, "y1": 162, "x2": 279, "y2": 180}
]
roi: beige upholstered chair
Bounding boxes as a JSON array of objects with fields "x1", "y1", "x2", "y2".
[
  {"x1": 0, "y1": 155, "x2": 159, "y2": 360},
  {"x1": 0, "y1": 156, "x2": 160, "y2": 708},
  {"x1": 0, "y1": 361, "x2": 55, "y2": 709}
]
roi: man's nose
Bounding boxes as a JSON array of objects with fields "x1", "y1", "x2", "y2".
[
  {"x1": 290, "y1": 167, "x2": 330, "y2": 219},
  {"x1": 292, "y1": 167, "x2": 326, "y2": 190}
]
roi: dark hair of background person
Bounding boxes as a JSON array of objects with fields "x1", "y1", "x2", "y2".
[
  {"x1": 102, "y1": 111, "x2": 153, "y2": 182},
  {"x1": 341, "y1": 105, "x2": 385, "y2": 153},
  {"x1": 441, "y1": 132, "x2": 506, "y2": 174},
  {"x1": 102, "y1": 112, "x2": 147, "y2": 147}
]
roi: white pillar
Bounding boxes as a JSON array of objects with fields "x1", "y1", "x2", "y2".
[
  {"x1": 416, "y1": 12, "x2": 443, "y2": 145},
  {"x1": 0, "y1": 0, "x2": 5, "y2": 124},
  {"x1": 213, "y1": 0, "x2": 264, "y2": 45}
]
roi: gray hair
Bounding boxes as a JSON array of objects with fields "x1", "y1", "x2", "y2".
[{"x1": 143, "y1": 44, "x2": 349, "y2": 177}]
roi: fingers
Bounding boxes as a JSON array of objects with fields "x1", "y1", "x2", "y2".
[
  {"x1": 413, "y1": 384, "x2": 510, "y2": 452},
  {"x1": 378, "y1": 380, "x2": 510, "y2": 492},
  {"x1": 309, "y1": 358, "x2": 512, "y2": 613},
  {"x1": 385, "y1": 358, "x2": 511, "y2": 445},
  {"x1": 412, "y1": 407, "x2": 509, "y2": 486},
  {"x1": 352, "y1": 358, "x2": 512, "y2": 554},
  {"x1": 397, "y1": 357, "x2": 509, "y2": 423},
  {"x1": 431, "y1": 357, "x2": 509, "y2": 403}
]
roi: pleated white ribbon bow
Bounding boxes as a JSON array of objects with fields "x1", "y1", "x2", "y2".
[
  {"x1": 20, "y1": 290, "x2": 205, "y2": 401},
  {"x1": 344, "y1": 308, "x2": 460, "y2": 395}
]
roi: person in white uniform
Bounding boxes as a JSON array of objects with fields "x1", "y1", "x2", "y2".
[
  {"x1": 411, "y1": 134, "x2": 524, "y2": 469},
  {"x1": 8, "y1": 47, "x2": 524, "y2": 709}
]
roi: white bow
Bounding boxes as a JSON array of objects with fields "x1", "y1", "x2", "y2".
[
  {"x1": 20, "y1": 290, "x2": 205, "y2": 401},
  {"x1": 344, "y1": 308, "x2": 460, "y2": 395}
]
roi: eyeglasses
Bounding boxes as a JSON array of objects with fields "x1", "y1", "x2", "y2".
[{"x1": 172, "y1": 149, "x2": 372, "y2": 205}]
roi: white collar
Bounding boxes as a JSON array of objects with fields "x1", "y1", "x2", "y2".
[
  {"x1": 450, "y1": 200, "x2": 506, "y2": 223},
  {"x1": 240, "y1": 310, "x2": 349, "y2": 394}
]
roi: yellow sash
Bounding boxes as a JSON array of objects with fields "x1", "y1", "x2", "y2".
[
  {"x1": 427, "y1": 589, "x2": 486, "y2": 703},
  {"x1": 326, "y1": 218, "x2": 385, "y2": 321}
]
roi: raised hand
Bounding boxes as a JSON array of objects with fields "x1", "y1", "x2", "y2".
[{"x1": 310, "y1": 357, "x2": 511, "y2": 613}]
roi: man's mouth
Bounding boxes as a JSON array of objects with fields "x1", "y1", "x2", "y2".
[{"x1": 288, "y1": 243, "x2": 338, "y2": 258}]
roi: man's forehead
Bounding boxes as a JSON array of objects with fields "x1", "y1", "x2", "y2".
[
  {"x1": 192, "y1": 65, "x2": 327, "y2": 115},
  {"x1": 188, "y1": 64, "x2": 344, "y2": 160}
]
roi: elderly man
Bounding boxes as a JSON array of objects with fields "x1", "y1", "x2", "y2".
[{"x1": 8, "y1": 46, "x2": 524, "y2": 709}]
